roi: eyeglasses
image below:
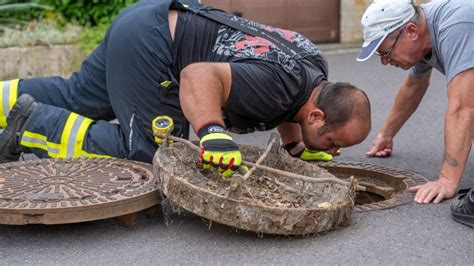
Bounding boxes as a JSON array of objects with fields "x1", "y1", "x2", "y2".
[{"x1": 375, "y1": 28, "x2": 404, "y2": 60}]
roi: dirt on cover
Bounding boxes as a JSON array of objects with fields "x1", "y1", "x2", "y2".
[{"x1": 153, "y1": 139, "x2": 357, "y2": 236}]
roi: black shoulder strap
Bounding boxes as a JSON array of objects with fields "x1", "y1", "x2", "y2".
[{"x1": 177, "y1": 2, "x2": 305, "y2": 57}]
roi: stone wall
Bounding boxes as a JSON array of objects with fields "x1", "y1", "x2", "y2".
[
  {"x1": 340, "y1": 0, "x2": 431, "y2": 43},
  {"x1": 0, "y1": 45, "x2": 83, "y2": 80}
]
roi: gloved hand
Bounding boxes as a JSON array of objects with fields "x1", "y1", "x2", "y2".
[
  {"x1": 198, "y1": 124, "x2": 242, "y2": 177},
  {"x1": 299, "y1": 148, "x2": 333, "y2": 161},
  {"x1": 284, "y1": 141, "x2": 335, "y2": 161}
]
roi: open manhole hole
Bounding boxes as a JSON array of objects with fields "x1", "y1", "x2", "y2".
[
  {"x1": 0, "y1": 158, "x2": 160, "y2": 225},
  {"x1": 314, "y1": 161, "x2": 428, "y2": 212}
]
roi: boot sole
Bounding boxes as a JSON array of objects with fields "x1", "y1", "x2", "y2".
[{"x1": 451, "y1": 212, "x2": 474, "y2": 228}]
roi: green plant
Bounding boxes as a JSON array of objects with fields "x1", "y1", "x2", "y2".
[
  {"x1": 0, "y1": 1, "x2": 52, "y2": 26},
  {"x1": 78, "y1": 23, "x2": 108, "y2": 55},
  {"x1": 0, "y1": 1, "x2": 50, "y2": 11},
  {"x1": 0, "y1": 0, "x2": 136, "y2": 56},
  {"x1": 42, "y1": 0, "x2": 136, "y2": 27},
  {"x1": 43, "y1": 0, "x2": 137, "y2": 55}
]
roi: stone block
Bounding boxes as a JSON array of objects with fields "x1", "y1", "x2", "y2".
[{"x1": 0, "y1": 45, "x2": 84, "y2": 80}]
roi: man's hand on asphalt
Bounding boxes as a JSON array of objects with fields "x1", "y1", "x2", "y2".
[
  {"x1": 366, "y1": 133, "x2": 393, "y2": 157},
  {"x1": 409, "y1": 176, "x2": 458, "y2": 204},
  {"x1": 198, "y1": 124, "x2": 242, "y2": 178}
]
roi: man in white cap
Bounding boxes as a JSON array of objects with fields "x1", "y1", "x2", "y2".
[{"x1": 357, "y1": 0, "x2": 473, "y2": 226}]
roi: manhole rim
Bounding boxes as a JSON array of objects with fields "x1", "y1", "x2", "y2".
[
  {"x1": 0, "y1": 189, "x2": 159, "y2": 214},
  {"x1": 0, "y1": 192, "x2": 160, "y2": 225},
  {"x1": 315, "y1": 160, "x2": 428, "y2": 212}
]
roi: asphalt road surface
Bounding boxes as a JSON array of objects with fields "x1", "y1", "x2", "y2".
[{"x1": 0, "y1": 50, "x2": 472, "y2": 265}]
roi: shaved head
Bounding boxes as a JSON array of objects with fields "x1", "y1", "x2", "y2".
[{"x1": 315, "y1": 82, "x2": 371, "y2": 132}]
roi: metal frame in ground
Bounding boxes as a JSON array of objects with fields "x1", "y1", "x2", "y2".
[{"x1": 315, "y1": 161, "x2": 428, "y2": 212}]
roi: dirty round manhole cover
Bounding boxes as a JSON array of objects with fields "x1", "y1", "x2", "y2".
[
  {"x1": 313, "y1": 161, "x2": 428, "y2": 212},
  {"x1": 0, "y1": 158, "x2": 160, "y2": 225}
]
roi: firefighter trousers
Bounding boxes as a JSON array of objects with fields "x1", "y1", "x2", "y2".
[{"x1": 0, "y1": 0, "x2": 192, "y2": 163}]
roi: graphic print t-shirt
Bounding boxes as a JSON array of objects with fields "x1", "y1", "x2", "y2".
[{"x1": 173, "y1": 9, "x2": 328, "y2": 133}]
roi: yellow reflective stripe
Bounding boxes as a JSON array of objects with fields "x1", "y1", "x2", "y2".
[
  {"x1": 60, "y1": 113, "x2": 79, "y2": 157},
  {"x1": 200, "y1": 132, "x2": 233, "y2": 143},
  {"x1": 20, "y1": 131, "x2": 61, "y2": 157},
  {"x1": 160, "y1": 80, "x2": 172, "y2": 88},
  {"x1": 0, "y1": 82, "x2": 5, "y2": 126},
  {"x1": 0, "y1": 93, "x2": 7, "y2": 128},
  {"x1": 0, "y1": 80, "x2": 5, "y2": 124},
  {"x1": 74, "y1": 117, "x2": 93, "y2": 157},
  {"x1": 80, "y1": 151, "x2": 114, "y2": 159},
  {"x1": 22, "y1": 113, "x2": 87, "y2": 158},
  {"x1": 76, "y1": 117, "x2": 114, "y2": 159},
  {"x1": 21, "y1": 122, "x2": 113, "y2": 159},
  {"x1": 9, "y1": 79, "x2": 18, "y2": 110},
  {"x1": 21, "y1": 114, "x2": 113, "y2": 159},
  {"x1": 0, "y1": 79, "x2": 19, "y2": 128}
]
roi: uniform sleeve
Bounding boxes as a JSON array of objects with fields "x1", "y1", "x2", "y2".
[{"x1": 226, "y1": 61, "x2": 302, "y2": 121}]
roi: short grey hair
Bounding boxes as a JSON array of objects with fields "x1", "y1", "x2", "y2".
[{"x1": 388, "y1": 4, "x2": 420, "y2": 40}]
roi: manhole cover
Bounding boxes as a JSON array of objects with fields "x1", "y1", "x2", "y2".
[
  {"x1": 314, "y1": 161, "x2": 428, "y2": 212},
  {"x1": 0, "y1": 158, "x2": 160, "y2": 225}
]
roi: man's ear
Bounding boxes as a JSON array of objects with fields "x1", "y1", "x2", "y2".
[
  {"x1": 405, "y1": 22, "x2": 419, "y2": 41},
  {"x1": 307, "y1": 108, "x2": 325, "y2": 125}
]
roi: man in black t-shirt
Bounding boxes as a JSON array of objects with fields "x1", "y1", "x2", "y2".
[{"x1": 0, "y1": 0, "x2": 371, "y2": 177}]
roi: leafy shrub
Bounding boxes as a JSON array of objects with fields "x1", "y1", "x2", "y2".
[
  {"x1": 2, "y1": 0, "x2": 136, "y2": 27},
  {"x1": 41, "y1": 0, "x2": 136, "y2": 27},
  {"x1": 0, "y1": 1, "x2": 52, "y2": 26},
  {"x1": 78, "y1": 23, "x2": 108, "y2": 55},
  {"x1": 1, "y1": 1, "x2": 136, "y2": 52}
]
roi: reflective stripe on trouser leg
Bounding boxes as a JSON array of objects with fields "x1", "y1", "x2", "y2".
[
  {"x1": 20, "y1": 111, "x2": 113, "y2": 159},
  {"x1": 0, "y1": 79, "x2": 19, "y2": 128}
]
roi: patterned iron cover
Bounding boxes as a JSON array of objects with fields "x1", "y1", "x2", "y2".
[{"x1": 0, "y1": 158, "x2": 160, "y2": 225}]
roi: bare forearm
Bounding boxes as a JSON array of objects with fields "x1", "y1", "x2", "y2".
[
  {"x1": 277, "y1": 123, "x2": 302, "y2": 145},
  {"x1": 180, "y1": 81, "x2": 224, "y2": 131},
  {"x1": 380, "y1": 72, "x2": 431, "y2": 137},
  {"x1": 440, "y1": 110, "x2": 472, "y2": 186},
  {"x1": 440, "y1": 76, "x2": 474, "y2": 186},
  {"x1": 179, "y1": 63, "x2": 232, "y2": 132},
  {"x1": 408, "y1": 69, "x2": 473, "y2": 203}
]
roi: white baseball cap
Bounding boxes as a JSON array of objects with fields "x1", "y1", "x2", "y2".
[{"x1": 357, "y1": 0, "x2": 416, "y2": 62}]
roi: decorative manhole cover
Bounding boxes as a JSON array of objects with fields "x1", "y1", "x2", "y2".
[
  {"x1": 314, "y1": 161, "x2": 428, "y2": 212},
  {"x1": 0, "y1": 158, "x2": 160, "y2": 225}
]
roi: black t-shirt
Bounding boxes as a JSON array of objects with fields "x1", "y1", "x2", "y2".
[{"x1": 173, "y1": 10, "x2": 328, "y2": 133}]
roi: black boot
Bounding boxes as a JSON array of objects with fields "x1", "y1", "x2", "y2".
[
  {"x1": 451, "y1": 188, "x2": 474, "y2": 228},
  {"x1": 0, "y1": 94, "x2": 38, "y2": 163}
]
